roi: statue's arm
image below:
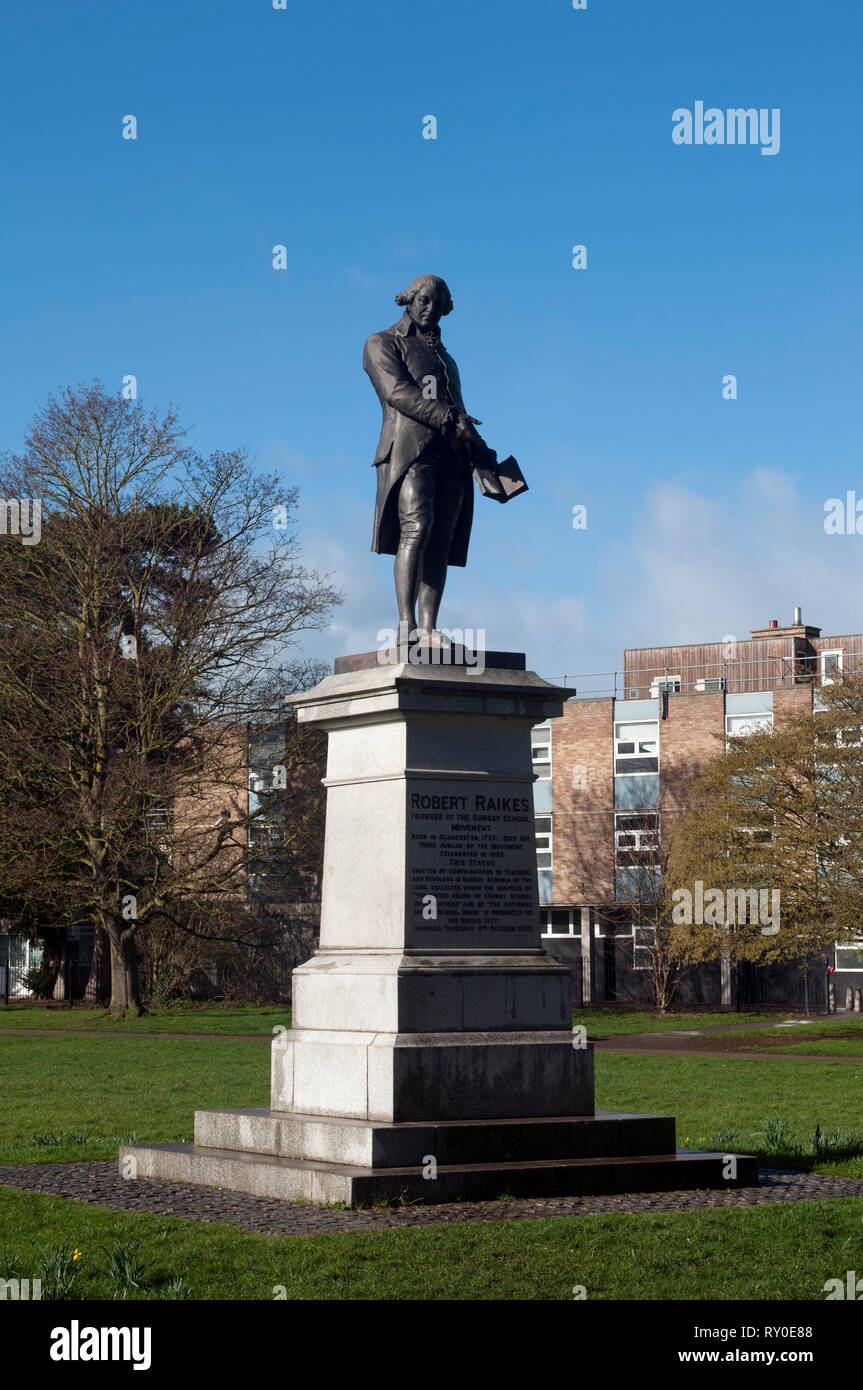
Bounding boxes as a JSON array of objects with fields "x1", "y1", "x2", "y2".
[{"x1": 363, "y1": 333, "x2": 454, "y2": 433}]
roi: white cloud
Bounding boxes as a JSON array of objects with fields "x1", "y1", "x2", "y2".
[{"x1": 620, "y1": 469, "x2": 863, "y2": 649}]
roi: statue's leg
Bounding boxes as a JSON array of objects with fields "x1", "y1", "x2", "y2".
[
  {"x1": 417, "y1": 451, "x2": 465, "y2": 633},
  {"x1": 395, "y1": 459, "x2": 434, "y2": 634}
]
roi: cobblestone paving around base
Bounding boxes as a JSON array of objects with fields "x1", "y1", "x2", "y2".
[{"x1": 1, "y1": 1163, "x2": 862, "y2": 1237}]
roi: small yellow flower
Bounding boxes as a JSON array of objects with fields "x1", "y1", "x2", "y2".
[{"x1": 72, "y1": 1249, "x2": 81, "y2": 1261}]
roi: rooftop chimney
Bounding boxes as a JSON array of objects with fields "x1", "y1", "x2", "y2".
[{"x1": 751, "y1": 613, "x2": 821, "y2": 640}]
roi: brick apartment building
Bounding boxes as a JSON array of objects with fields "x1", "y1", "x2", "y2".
[{"x1": 531, "y1": 609, "x2": 863, "y2": 1010}]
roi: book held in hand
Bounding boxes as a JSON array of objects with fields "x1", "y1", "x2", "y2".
[{"x1": 473, "y1": 455, "x2": 528, "y2": 503}]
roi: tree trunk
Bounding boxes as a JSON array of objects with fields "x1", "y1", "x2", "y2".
[
  {"x1": 84, "y1": 926, "x2": 109, "y2": 1005},
  {"x1": 107, "y1": 930, "x2": 144, "y2": 1017},
  {"x1": 41, "y1": 932, "x2": 65, "y2": 1000}
]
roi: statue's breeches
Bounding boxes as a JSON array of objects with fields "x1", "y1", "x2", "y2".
[
  {"x1": 397, "y1": 441, "x2": 466, "y2": 556},
  {"x1": 373, "y1": 435, "x2": 474, "y2": 567}
]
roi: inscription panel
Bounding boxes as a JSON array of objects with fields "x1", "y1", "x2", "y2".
[{"x1": 406, "y1": 778, "x2": 540, "y2": 949}]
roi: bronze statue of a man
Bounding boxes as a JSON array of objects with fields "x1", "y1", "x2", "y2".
[{"x1": 363, "y1": 274, "x2": 504, "y2": 639}]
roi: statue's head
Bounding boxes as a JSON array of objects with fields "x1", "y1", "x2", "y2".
[{"x1": 395, "y1": 274, "x2": 453, "y2": 331}]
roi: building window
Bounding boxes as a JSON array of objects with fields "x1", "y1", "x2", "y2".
[
  {"x1": 614, "y1": 811, "x2": 660, "y2": 855},
  {"x1": 730, "y1": 826, "x2": 773, "y2": 847},
  {"x1": 821, "y1": 650, "x2": 844, "y2": 685},
  {"x1": 144, "y1": 806, "x2": 170, "y2": 839},
  {"x1": 726, "y1": 713, "x2": 773, "y2": 738},
  {"x1": 144, "y1": 806, "x2": 172, "y2": 861},
  {"x1": 649, "y1": 676, "x2": 681, "y2": 697},
  {"x1": 836, "y1": 941, "x2": 863, "y2": 971},
  {"x1": 614, "y1": 720, "x2": 659, "y2": 775},
  {"x1": 541, "y1": 907, "x2": 575, "y2": 937},
  {"x1": 248, "y1": 725, "x2": 287, "y2": 897},
  {"x1": 535, "y1": 816, "x2": 552, "y2": 869},
  {"x1": 632, "y1": 923, "x2": 655, "y2": 969},
  {"x1": 593, "y1": 917, "x2": 621, "y2": 939},
  {"x1": 531, "y1": 723, "x2": 551, "y2": 780},
  {"x1": 615, "y1": 864, "x2": 662, "y2": 903},
  {"x1": 836, "y1": 725, "x2": 863, "y2": 748}
]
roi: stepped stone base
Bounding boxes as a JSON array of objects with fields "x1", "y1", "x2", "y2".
[
  {"x1": 120, "y1": 1109, "x2": 758, "y2": 1206},
  {"x1": 193, "y1": 1107, "x2": 673, "y2": 1166}
]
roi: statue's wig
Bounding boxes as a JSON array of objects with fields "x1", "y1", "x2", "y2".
[{"x1": 395, "y1": 274, "x2": 454, "y2": 316}]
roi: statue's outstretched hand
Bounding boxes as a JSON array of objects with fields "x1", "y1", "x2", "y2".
[{"x1": 453, "y1": 412, "x2": 482, "y2": 443}]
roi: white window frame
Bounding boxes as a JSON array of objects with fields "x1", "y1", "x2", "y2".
[
  {"x1": 535, "y1": 815, "x2": 552, "y2": 870},
  {"x1": 632, "y1": 923, "x2": 656, "y2": 970},
  {"x1": 835, "y1": 940, "x2": 863, "y2": 972},
  {"x1": 614, "y1": 720, "x2": 659, "y2": 775},
  {"x1": 541, "y1": 908, "x2": 576, "y2": 938},
  {"x1": 836, "y1": 724, "x2": 863, "y2": 748},
  {"x1": 821, "y1": 650, "x2": 844, "y2": 686},
  {"x1": 725, "y1": 712, "x2": 773, "y2": 739},
  {"x1": 144, "y1": 806, "x2": 170, "y2": 835},
  {"x1": 144, "y1": 805, "x2": 172, "y2": 861},
  {"x1": 614, "y1": 811, "x2": 660, "y2": 856},
  {"x1": 649, "y1": 675, "x2": 681, "y2": 697},
  {"x1": 531, "y1": 722, "x2": 552, "y2": 781}
]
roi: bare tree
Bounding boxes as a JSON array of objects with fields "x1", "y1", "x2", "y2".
[
  {"x1": 0, "y1": 383, "x2": 340, "y2": 1015},
  {"x1": 610, "y1": 803, "x2": 698, "y2": 1014}
]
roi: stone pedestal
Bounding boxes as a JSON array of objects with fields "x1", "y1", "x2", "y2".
[
  {"x1": 274, "y1": 652, "x2": 591, "y2": 1123},
  {"x1": 121, "y1": 650, "x2": 757, "y2": 1204}
]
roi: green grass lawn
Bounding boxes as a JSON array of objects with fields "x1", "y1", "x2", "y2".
[
  {"x1": 0, "y1": 1004, "x2": 290, "y2": 1035},
  {"x1": 0, "y1": 1034, "x2": 269, "y2": 1165},
  {"x1": 2, "y1": 1032, "x2": 862, "y2": 1175},
  {"x1": 1, "y1": 1186, "x2": 860, "y2": 1300},
  {"x1": 751, "y1": 1037, "x2": 863, "y2": 1058},
  {"x1": 3, "y1": 1028, "x2": 863, "y2": 1302},
  {"x1": 596, "y1": 1053, "x2": 863, "y2": 1175}
]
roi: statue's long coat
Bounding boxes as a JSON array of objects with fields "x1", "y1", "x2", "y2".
[{"x1": 363, "y1": 311, "x2": 474, "y2": 567}]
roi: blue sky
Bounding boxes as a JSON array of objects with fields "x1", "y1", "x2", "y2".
[{"x1": 1, "y1": 0, "x2": 861, "y2": 682}]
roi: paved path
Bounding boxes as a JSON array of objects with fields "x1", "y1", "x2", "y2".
[
  {"x1": 1, "y1": 1162, "x2": 862, "y2": 1237},
  {"x1": 606, "y1": 1018, "x2": 825, "y2": 1036},
  {"x1": 594, "y1": 1045, "x2": 863, "y2": 1062},
  {"x1": 593, "y1": 1016, "x2": 861, "y2": 1059},
  {"x1": 594, "y1": 1020, "x2": 861, "y2": 1060},
  {"x1": 2, "y1": 1021, "x2": 859, "y2": 1060}
]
